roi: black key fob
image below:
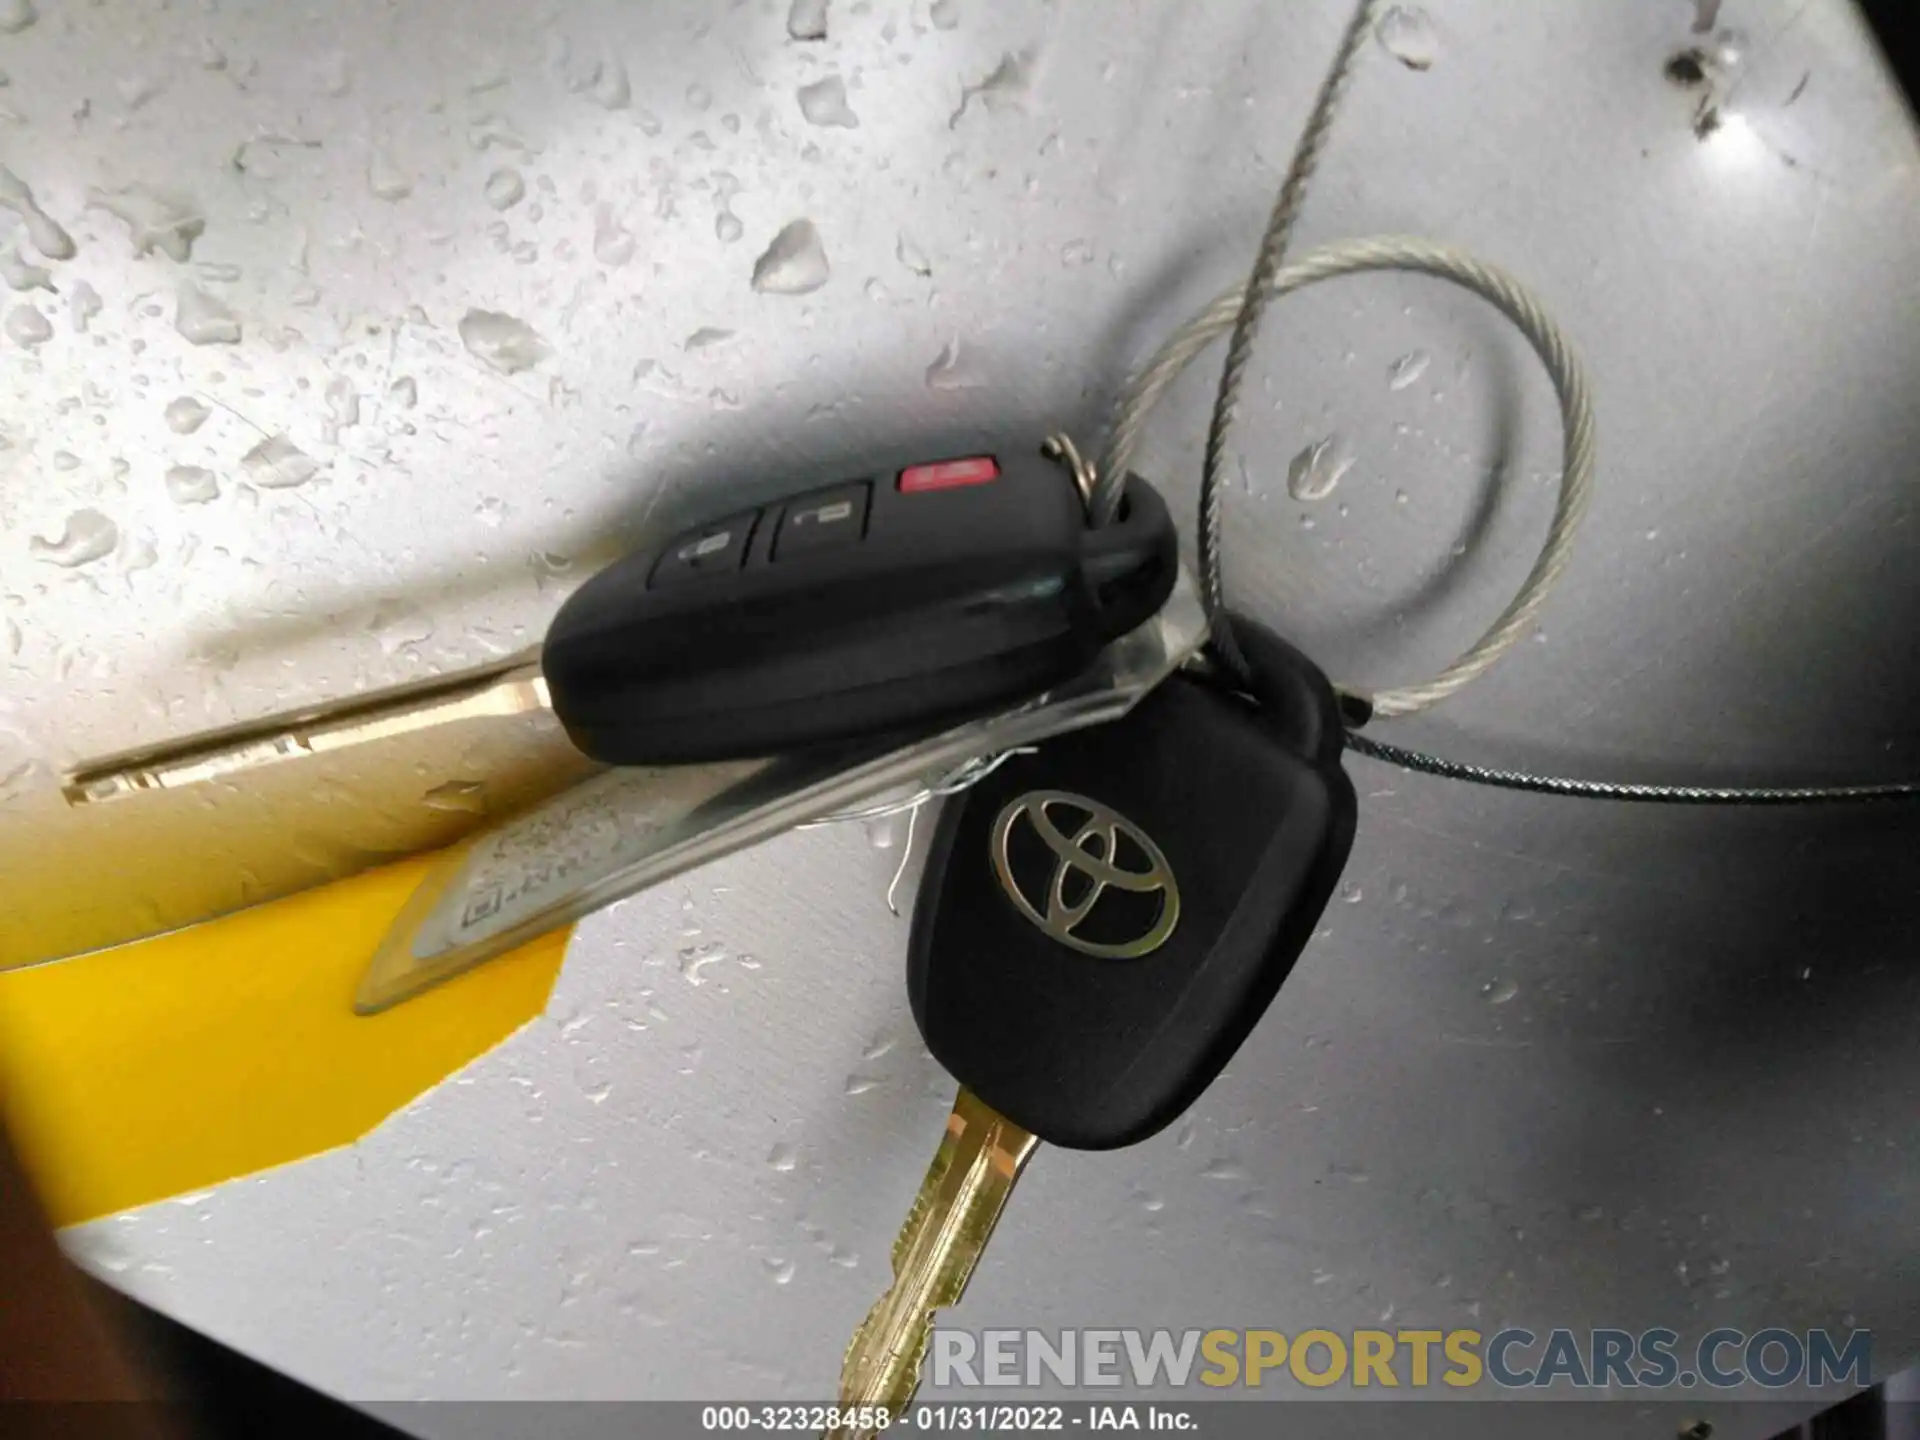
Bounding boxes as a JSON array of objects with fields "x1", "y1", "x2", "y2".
[
  {"x1": 906, "y1": 616, "x2": 1357, "y2": 1150},
  {"x1": 541, "y1": 448, "x2": 1178, "y2": 765}
]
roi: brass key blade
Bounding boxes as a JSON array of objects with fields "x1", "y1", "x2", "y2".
[
  {"x1": 61, "y1": 654, "x2": 549, "y2": 806},
  {"x1": 829, "y1": 1088, "x2": 1037, "y2": 1438}
]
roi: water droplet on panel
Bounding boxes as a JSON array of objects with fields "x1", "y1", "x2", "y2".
[
  {"x1": 1480, "y1": 978, "x2": 1520, "y2": 1005},
  {"x1": 114, "y1": 72, "x2": 164, "y2": 110},
  {"x1": 31, "y1": 508, "x2": 118, "y2": 567},
  {"x1": 467, "y1": 53, "x2": 509, "y2": 92},
  {"x1": 368, "y1": 598, "x2": 434, "y2": 654},
  {"x1": 1201, "y1": 1157, "x2": 1248, "y2": 1182},
  {"x1": 5, "y1": 302, "x2": 51, "y2": 347},
  {"x1": 0, "y1": 165, "x2": 77, "y2": 259},
  {"x1": 165, "y1": 464, "x2": 219, "y2": 504},
  {"x1": 930, "y1": 0, "x2": 960, "y2": 29},
  {"x1": 951, "y1": 50, "x2": 1033, "y2": 126},
  {"x1": 368, "y1": 147, "x2": 413, "y2": 201},
  {"x1": 174, "y1": 284, "x2": 241, "y2": 345},
  {"x1": 715, "y1": 210, "x2": 744, "y2": 243},
  {"x1": 70, "y1": 282, "x2": 102, "y2": 333},
  {"x1": 679, "y1": 947, "x2": 723, "y2": 986},
  {"x1": 389, "y1": 375, "x2": 419, "y2": 409},
  {"x1": 0, "y1": 756, "x2": 47, "y2": 802},
  {"x1": 766, "y1": 1143, "x2": 797, "y2": 1173},
  {"x1": 1375, "y1": 6, "x2": 1439, "y2": 71},
  {"x1": 1341, "y1": 882, "x2": 1364, "y2": 904},
  {"x1": 121, "y1": 528, "x2": 160, "y2": 574},
  {"x1": 468, "y1": 114, "x2": 535, "y2": 154},
  {"x1": 530, "y1": 550, "x2": 574, "y2": 589},
  {"x1": 51, "y1": 449, "x2": 77, "y2": 470},
  {"x1": 1286, "y1": 436, "x2": 1354, "y2": 502},
  {"x1": 787, "y1": 0, "x2": 828, "y2": 42},
  {"x1": 684, "y1": 326, "x2": 733, "y2": 350},
  {"x1": 796, "y1": 75, "x2": 858, "y2": 128},
  {"x1": 423, "y1": 779, "x2": 488, "y2": 814},
  {"x1": 483, "y1": 168, "x2": 526, "y2": 211},
  {"x1": 317, "y1": 50, "x2": 352, "y2": 97},
  {"x1": 843, "y1": 1072, "x2": 880, "y2": 1096},
  {"x1": 750, "y1": 218, "x2": 829, "y2": 295},
  {"x1": 459, "y1": 309, "x2": 550, "y2": 374},
  {"x1": 1, "y1": 245, "x2": 53, "y2": 292},
  {"x1": 685, "y1": 81, "x2": 713, "y2": 112},
  {"x1": 240, "y1": 433, "x2": 319, "y2": 489},
  {"x1": 592, "y1": 204, "x2": 636, "y2": 266},
  {"x1": 1388, "y1": 349, "x2": 1431, "y2": 390},
  {"x1": 896, "y1": 232, "x2": 932, "y2": 277},
  {"x1": 584, "y1": 57, "x2": 631, "y2": 110},
  {"x1": 323, "y1": 376, "x2": 360, "y2": 442},
  {"x1": 763, "y1": 1255, "x2": 796, "y2": 1285},
  {"x1": 924, "y1": 337, "x2": 984, "y2": 390},
  {"x1": 0, "y1": 0, "x2": 37, "y2": 35}
]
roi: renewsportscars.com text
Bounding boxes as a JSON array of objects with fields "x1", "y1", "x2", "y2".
[{"x1": 930, "y1": 1327, "x2": 1871, "y2": 1392}]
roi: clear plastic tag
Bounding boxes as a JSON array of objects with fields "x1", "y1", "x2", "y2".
[{"x1": 354, "y1": 571, "x2": 1207, "y2": 1013}]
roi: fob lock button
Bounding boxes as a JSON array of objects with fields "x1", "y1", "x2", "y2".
[
  {"x1": 650, "y1": 511, "x2": 758, "y2": 588},
  {"x1": 773, "y1": 481, "x2": 872, "y2": 561}
]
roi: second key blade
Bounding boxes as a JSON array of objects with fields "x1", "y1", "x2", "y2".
[{"x1": 830, "y1": 1087, "x2": 1037, "y2": 1437}]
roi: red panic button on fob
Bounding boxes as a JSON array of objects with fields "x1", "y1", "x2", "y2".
[{"x1": 898, "y1": 455, "x2": 1001, "y2": 494}]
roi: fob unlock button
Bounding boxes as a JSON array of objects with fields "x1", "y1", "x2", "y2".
[
  {"x1": 651, "y1": 512, "x2": 757, "y2": 587},
  {"x1": 773, "y1": 481, "x2": 871, "y2": 561}
]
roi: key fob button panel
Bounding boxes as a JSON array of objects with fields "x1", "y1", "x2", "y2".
[{"x1": 544, "y1": 444, "x2": 1178, "y2": 766}]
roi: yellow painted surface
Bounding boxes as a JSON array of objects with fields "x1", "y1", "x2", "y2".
[{"x1": 0, "y1": 857, "x2": 567, "y2": 1228}]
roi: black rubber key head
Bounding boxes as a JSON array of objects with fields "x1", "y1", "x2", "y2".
[{"x1": 906, "y1": 617, "x2": 1357, "y2": 1150}]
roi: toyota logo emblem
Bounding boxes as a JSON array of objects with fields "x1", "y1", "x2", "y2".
[{"x1": 989, "y1": 790, "x2": 1180, "y2": 959}]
